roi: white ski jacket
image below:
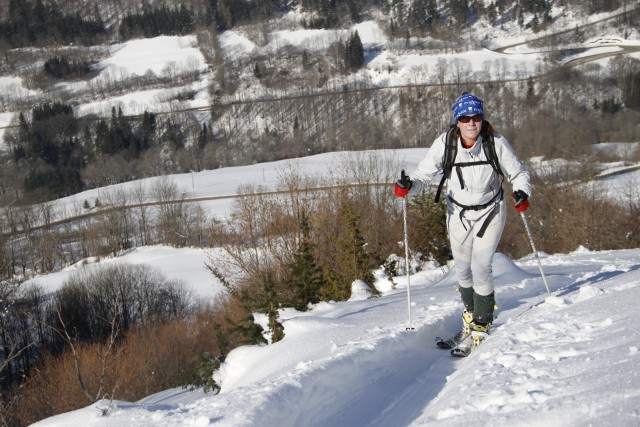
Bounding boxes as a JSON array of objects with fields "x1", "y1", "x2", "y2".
[{"x1": 407, "y1": 130, "x2": 531, "y2": 220}]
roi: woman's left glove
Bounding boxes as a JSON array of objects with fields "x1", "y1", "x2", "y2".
[{"x1": 512, "y1": 190, "x2": 529, "y2": 211}]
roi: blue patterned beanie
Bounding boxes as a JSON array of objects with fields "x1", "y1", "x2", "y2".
[{"x1": 452, "y1": 92, "x2": 484, "y2": 123}]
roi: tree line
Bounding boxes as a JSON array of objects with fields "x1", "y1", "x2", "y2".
[
  {"x1": 0, "y1": 0, "x2": 106, "y2": 47},
  {"x1": 43, "y1": 56, "x2": 92, "y2": 80},
  {"x1": 0, "y1": 0, "x2": 354, "y2": 49},
  {"x1": 0, "y1": 0, "x2": 201, "y2": 48},
  {"x1": 4, "y1": 103, "x2": 208, "y2": 201},
  {"x1": 2, "y1": 0, "x2": 634, "y2": 51},
  {"x1": 118, "y1": 4, "x2": 195, "y2": 40},
  {"x1": 9, "y1": 103, "x2": 98, "y2": 198}
]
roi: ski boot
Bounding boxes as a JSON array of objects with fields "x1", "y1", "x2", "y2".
[
  {"x1": 462, "y1": 310, "x2": 474, "y2": 334},
  {"x1": 452, "y1": 310, "x2": 474, "y2": 342},
  {"x1": 471, "y1": 323, "x2": 491, "y2": 347},
  {"x1": 436, "y1": 310, "x2": 475, "y2": 349}
]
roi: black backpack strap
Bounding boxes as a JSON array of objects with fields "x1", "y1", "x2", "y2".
[
  {"x1": 474, "y1": 188, "x2": 504, "y2": 238},
  {"x1": 453, "y1": 160, "x2": 492, "y2": 190},
  {"x1": 434, "y1": 124, "x2": 458, "y2": 203},
  {"x1": 481, "y1": 120, "x2": 503, "y2": 177},
  {"x1": 448, "y1": 188, "x2": 504, "y2": 238},
  {"x1": 435, "y1": 122, "x2": 504, "y2": 203}
]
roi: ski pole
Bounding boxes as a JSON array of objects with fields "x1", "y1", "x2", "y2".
[
  {"x1": 401, "y1": 170, "x2": 415, "y2": 330},
  {"x1": 519, "y1": 211, "x2": 551, "y2": 295}
]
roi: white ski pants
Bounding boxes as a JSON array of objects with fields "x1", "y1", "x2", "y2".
[{"x1": 447, "y1": 199, "x2": 506, "y2": 297}]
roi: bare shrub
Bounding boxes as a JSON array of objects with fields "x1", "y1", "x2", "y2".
[
  {"x1": 208, "y1": 152, "x2": 403, "y2": 308},
  {"x1": 150, "y1": 176, "x2": 204, "y2": 247},
  {"x1": 97, "y1": 188, "x2": 133, "y2": 255},
  {"x1": 114, "y1": 320, "x2": 197, "y2": 399},
  {"x1": 500, "y1": 168, "x2": 637, "y2": 257},
  {"x1": 53, "y1": 263, "x2": 192, "y2": 343},
  {"x1": 11, "y1": 296, "x2": 252, "y2": 424},
  {"x1": 12, "y1": 344, "x2": 117, "y2": 425},
  {"x1": 12, "y1": 317, "x2": 198, "y2": 425}
]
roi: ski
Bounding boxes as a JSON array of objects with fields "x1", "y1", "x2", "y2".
[
  {"x1": 435, "y1": 331, "x2": 469, "y2": 350},
  {"x1": 451, "y1": 347, "x2": 472, "y2": 357},
  {"x1": 450, "y1": 331, "x2": 489, "y2": 357},
  {"x1": 451, "y1": 342, "x2": 473, "y2": 357},
  {"x1": 450, "y1": 334, "x2": 474, "y2": 357}
]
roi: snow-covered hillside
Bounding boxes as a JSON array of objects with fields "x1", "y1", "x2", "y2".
[
  {"x1": 17, "y1": 136, "x2": 639, "y2": 426},
  {"x1": 2, "y1": 5, "x2": 639, "y2": 145},
  {"x1": 21, "y1": 146, "x2": 640, "y2": 427},
  {"x1": 31, "y1": 246, "x2": 640, "y2": 426},
  {"x1": 15, "y1": 134, "x2": 638, "y2": 426}
]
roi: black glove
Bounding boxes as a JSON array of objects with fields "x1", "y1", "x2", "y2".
[
  {"x1": 394, "y1": 170, "x2": 412, "y2": 197},
  {"x1": 512, "y1": 190, "x2": 529, "y2": 208},
  {"x1": 396, "y1": 170, "x2": 412, "y2": 190}
]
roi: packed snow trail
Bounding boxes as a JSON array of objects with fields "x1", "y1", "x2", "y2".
[
  {"x1": 199, "y1": 266, "x2": 462, "y2": 427},
  {"x1": 414, "y1": 252, "x2": 640, "y2": 426}
]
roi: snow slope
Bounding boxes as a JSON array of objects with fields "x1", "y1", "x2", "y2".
[
  {"x1": 31, "y1": 247, "x2": 640, "y2": 426},
  {"x1": 25, "y1": 246, "x2": 225, "y2": 301}
]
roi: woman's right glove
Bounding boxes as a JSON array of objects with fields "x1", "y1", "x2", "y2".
[
  {"x1": 512, "y1": 190, "x2": 529, "y2": 211},
  {"x1": 394, "y1": 170, "x2": 412, "y2": 198}
]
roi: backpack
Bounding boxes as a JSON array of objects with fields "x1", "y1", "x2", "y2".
[{"x1": 433, "y1": 120, "x2": 504, "y2": 203}]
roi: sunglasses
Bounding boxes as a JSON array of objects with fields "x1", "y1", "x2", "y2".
[{"x1": 458, "y1": 115, "x2": 483, "y2": 123}]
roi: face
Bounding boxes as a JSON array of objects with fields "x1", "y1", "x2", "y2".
[{"x1": 457, "y1": 115, "x2": 483, "y2": 143}]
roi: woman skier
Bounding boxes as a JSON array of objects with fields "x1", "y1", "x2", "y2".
[{"x1": 394, "y1": 92, "x2": 532, "y2": 345}]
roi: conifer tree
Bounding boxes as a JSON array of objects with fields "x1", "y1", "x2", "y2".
[
  {"x1": 198, "y1": 123, "x2": 210, "y2": 149},
  {"x1": 344, "y1": 31, "x2": 364, "y2": 71},
  {"x1": 268, "y1": 309, "x2": 285, "y2": 342},
  {"x1": 328, "y1": 193, "x2": 378, "y2": 299},
  {"x1": 622, "y1": 69, "x2": 640, "y2": 110},
  {"x1": 408, "y1": 193, "x2": 450, "y2": 266},
  {"x1": 141, "y1": 111, "x2": 157, "y2": 151},
  {"x1": 526, "y1": 77, "x2": 535, "y2": 99},
  {"x1": 302, "y1": 50, "x2": 311, "y2": 69},
  {"x1": 251, "y1": 272, "x2": 284, "y2": 341},
  {"x1": 287, "y1": 212, "x2": 324, "y2": 310},
  {"x1": 254, "y1": 61, "x2": 264, "y2": 79}
]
